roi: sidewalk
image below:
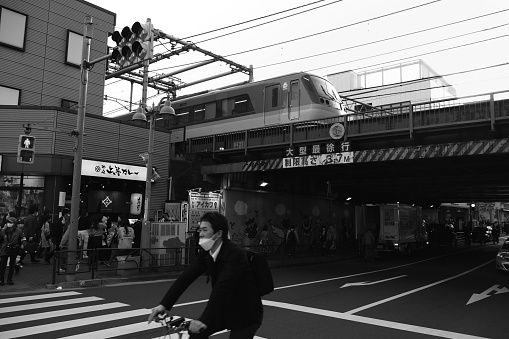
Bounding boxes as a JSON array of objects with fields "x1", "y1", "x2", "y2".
[{"x1": 0, "y1": 250, "x2": 360, "y2": 295}]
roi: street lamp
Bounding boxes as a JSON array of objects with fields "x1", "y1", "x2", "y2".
[{"x1": 132, "y1": 98, "x2": 175, "y2": 249}]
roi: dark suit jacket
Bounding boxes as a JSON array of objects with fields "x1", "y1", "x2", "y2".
[{"x1": 160, "y1": 239, "x2": 263, "y2": 330}]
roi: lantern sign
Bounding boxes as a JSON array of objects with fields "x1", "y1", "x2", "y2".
[{"x1": 130, "y1": 193, "x2": 143, "y2": 215}]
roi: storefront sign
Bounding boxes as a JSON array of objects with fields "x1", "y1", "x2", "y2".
[
  {"x1": 81, "y1": 159, "x2": 147, "y2": 181},
  {"x1": 188, "y1": 192, "x2": 221, "y2": 233}
]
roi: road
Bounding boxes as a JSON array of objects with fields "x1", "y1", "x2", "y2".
[{"x1": 0, "y1": 240, "x2": 507, "y2": 338}]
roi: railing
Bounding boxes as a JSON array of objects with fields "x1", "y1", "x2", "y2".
[
  {"x1": 187, "y1": 90, "x2": 509, "y2": 154},
  {"x1": 52, "y1": 242, "x2": 361, "y2": 284}
]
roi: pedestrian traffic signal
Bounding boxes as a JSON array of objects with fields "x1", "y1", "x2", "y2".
[
  {"x1": 110, "y1": 20, "x2": 154, "y2": 68},
  {"x1": 17, "y1": 135, "x2": 35, "y2": 164}
]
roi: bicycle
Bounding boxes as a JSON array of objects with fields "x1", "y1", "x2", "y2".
[{"x1": 155, "y1": 314, "x2": 192, "y2": 338}]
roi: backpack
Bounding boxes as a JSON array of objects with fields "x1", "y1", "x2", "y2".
[
  {"x1": 287, "y1": 229, "x2": 296, "y2": 243},
  {"x1": 244, "y1": 249, "x2": 274, "y2": 296}
]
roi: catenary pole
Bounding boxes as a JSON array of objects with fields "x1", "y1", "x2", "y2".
[{"x1": 67, "y1": 15, "x2": 92, "y2": 278}]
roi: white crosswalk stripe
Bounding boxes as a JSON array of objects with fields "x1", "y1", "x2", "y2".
[{"x1": 0, "y1": 291, "x2": 267, "y2": 338}]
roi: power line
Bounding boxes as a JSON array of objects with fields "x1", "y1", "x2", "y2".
[
  {"x1": 181, "y1": 0, "x2": 329, "y2": 40},
  {"x1": 307, "y1": 34, "x2": 508, "y2": 73},
  {"x1": 256, "y1": 22, "x2": 509, "y2": 69},
  {"x1": 193, "y1": 0, "x2": 344, "y2": 44},
  {"x1": 223, "y1": 0, "x2": 442, "y2": 58}
]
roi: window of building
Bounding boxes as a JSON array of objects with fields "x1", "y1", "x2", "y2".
[
  {"x1": 0, "y1": 7, "x2": 27, "y2": 51},
  {"x1": 0, "y1": 85, "x2": 20, "y2": 105},
  {"x1": 66, "y1": 30, "x2": 83, "y2": 67},
  {"x1": 61, "y1": 99, "x2": 78, "y2": 112}
]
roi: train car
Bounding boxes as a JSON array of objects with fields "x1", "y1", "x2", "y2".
[{"x1": 169, "y1": 72, "x2": 346, "y2": 140}]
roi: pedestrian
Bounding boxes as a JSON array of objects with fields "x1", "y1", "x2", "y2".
[
  {"x1": 21, "y1": 206, "x2": 39, "y2": 264},
  {"x1": 117, "y1": 217, "x2": 134, "y2": 252},
  {"x1": 147, "y1": 212, "x2": 263, "y2": 338},
  {"x1": 319, "y1": 225, "x2": 327, "y2": 256},
  {"x1": 40, "y1": 214, "x2": 52, "y2": 264},
  {"x1": 88, "y1": 214, "x2": 107, "y2": 267},
  {"x1": 286, "y1": 226, "x2": 298, "y2": 257},
  {"x1": 78, "y1": 210, "x2": 91, "y2": 259},
  {"x1": 362, "y1": 228, "x2": 376, "y2": 261},
  {"x1": 0, "y1": 217, "x2": 26, "y2": 285},
  {"x1": 326, "y1": 224, "x2": 336, "y2": 256},
  {"x1": 105, "y1": 215, "x2": 123, "y2": 267}
]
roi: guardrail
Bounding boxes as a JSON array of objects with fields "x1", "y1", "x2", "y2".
[{"x1": 188, "y1": 90, "x2": 509, "y2": 154}]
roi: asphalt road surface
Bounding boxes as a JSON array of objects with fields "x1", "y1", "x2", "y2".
[{"x1": 0, "y1": 240, "x2": 507, "y2": 338}]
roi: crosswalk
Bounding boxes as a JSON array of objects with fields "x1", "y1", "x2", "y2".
[
  {"x1": 0, "y1": 291, "x2": 189, "y2": 338},
  {"x1": 0, "y1": 291, "x2": 267, "y2": 339}
]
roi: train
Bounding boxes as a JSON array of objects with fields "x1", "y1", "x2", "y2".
[{"x1": 115, "y1": 72, "x2": 346, "y2": 140}]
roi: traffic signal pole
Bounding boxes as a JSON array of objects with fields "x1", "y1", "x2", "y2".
[{"x1": 66, "y1": 15, "x2": 92, "y2": 279}]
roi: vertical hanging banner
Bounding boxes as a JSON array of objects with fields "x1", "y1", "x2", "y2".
[{"x1": 188, "y1": 192, "x2": 221, "y2": 233}]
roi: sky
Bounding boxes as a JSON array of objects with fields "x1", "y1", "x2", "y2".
[{"x1": 85, "y1": 0, "x2": 509, "y2": 118}]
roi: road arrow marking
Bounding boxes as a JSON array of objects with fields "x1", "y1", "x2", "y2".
[
  {"x1": 467, "y1": 285, "x2": 509, "y2": 305},
  {"x1": 340, "y1": 275, "x2": 407, "y2": 288}
]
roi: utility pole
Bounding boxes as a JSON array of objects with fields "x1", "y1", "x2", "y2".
[{"x1": 67, "y1": 15, "x2": 92, "y2": 279}]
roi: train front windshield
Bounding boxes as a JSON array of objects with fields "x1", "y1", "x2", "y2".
[{"x1": 305, "y1": 75, "x2": 341, "y2": 102}]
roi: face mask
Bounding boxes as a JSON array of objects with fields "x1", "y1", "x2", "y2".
[{"x1": 199, "y1": 235, "x2": 218, "y2": 251}]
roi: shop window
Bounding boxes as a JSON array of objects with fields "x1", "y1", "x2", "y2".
[
  {"x1": 0, "y1": 6, "x2": 27, "y2": 51},
  {"x1": 0, "y1": 175, "x2": 44, "y2": 218},
  {"x1": 0, "y1": 85, "x2": 20, "y2": 105},
  {"x1": 66, "y1": 30, "x2": 83, "y2": 67}
]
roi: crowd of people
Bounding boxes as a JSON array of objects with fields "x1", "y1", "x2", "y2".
[{"x1": 0, "y1": 206, "x2": 142, "y2": 284}]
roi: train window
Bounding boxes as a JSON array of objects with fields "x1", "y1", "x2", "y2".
[
  {"x1": 271, "y1": 88, "x2": 279, "y2": 108},
  {"x1": 221, "y1": 98, "x2": 235, "y2": 117},
  {"x1": 205, "y1": 102, "x2": 216, "y2": 120},
  {"x1": 232, "y1": 94, "x2": 251, "y2": 114},
  {"x1": 176, "y1": 108, "x2": 189, "y2": 125},
  {"x1": 193, "y1": 104, "x2": 205, "y2": 122}
]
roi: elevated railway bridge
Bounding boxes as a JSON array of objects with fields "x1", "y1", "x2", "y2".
[{"x1": 174, "y1": 90, "x2": 509, "y2": 207}]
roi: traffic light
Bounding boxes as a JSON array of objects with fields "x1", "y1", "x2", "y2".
[
  {"x1": 111, "y1": 20, "x2": 154, "y2": 68},
  {"x1": 17, "y1": 135, "x2": 35, "y2": 164}
]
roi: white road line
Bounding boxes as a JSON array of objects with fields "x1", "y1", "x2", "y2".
[
  {"x1": 0, "y1": 309, "x2": 149, "y2": 339},
  {"x1": 263, "y1": 300, "x2": 489, "y2": 339},
  {"x1": 345, "y1": 259, "x2": 493, "y2": 315},
  {"x1": 58, "y1": 319, "x2": 164, "y2": 339},
  {"x1": 273, "y1": 254, "x2": 449, "y2": 291},
  {"x1": 0, "y1": 302, "x2": 128, "y2": 325},
  {"x1": 0, "y1": 291, "x2": 82, "y2": 304},
  {"x1": 0, "y1": 296, "x2": 103, "y2": 314}
]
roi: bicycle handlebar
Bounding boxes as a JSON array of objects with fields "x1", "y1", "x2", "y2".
[{"x1": 156, "y1": 314, "x2": 191, "y2": 333}]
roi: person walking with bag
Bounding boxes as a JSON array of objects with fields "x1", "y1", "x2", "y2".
[
  {"x1": 0, "y1": 217, "x2": 26, "y2": 285},
  {"x1": 148, "y1": 212, "x2": 263, "y2": 338},
  {"x1": 117, "y1": 219, "x2": 135, "y2": 252}
]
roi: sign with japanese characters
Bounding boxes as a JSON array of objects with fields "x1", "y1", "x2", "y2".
[
  {"x1": 188, "y1": 192, "x2": 221, "y2": 233},
  {"x1": 283, "y1": 152, "x2": 354, "y2": 168},
  {"x1": 282, "y1": 141, "x2": 353, "y2": 168},
  {"x1": 81, "y1": 159, "x2": 147, "y2": 181}
]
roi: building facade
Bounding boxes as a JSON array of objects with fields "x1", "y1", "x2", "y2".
[{"x1": 0, "y1": 1, "x2": 173, "y2": 223}]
